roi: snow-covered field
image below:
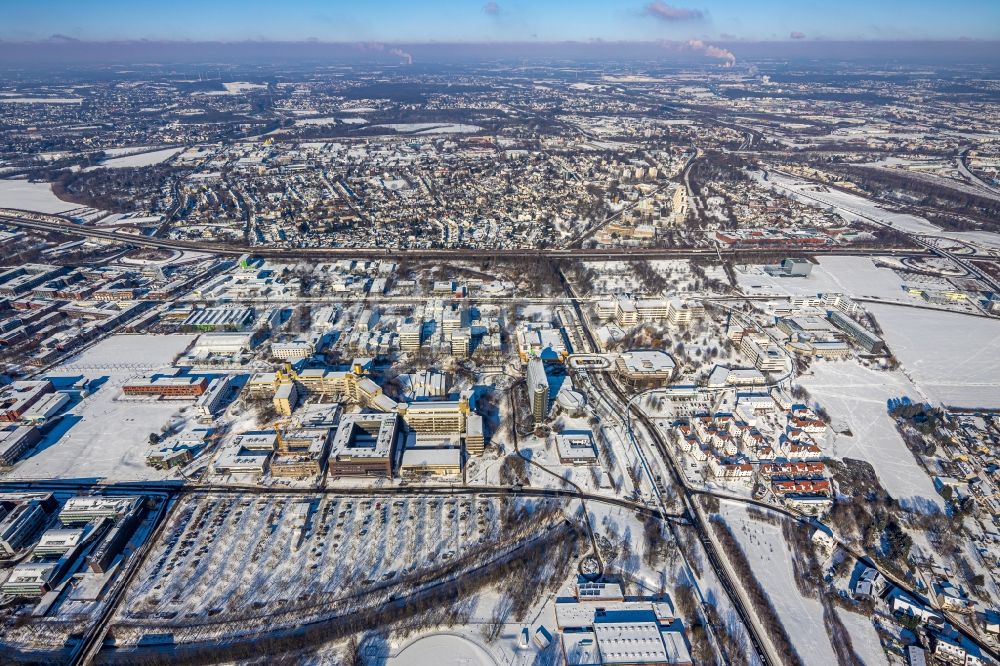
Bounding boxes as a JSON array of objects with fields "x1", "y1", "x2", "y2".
[
  {"x1": 835, "y1": 608, "x2": 889, "y2": 666},
  {"x1": 717, "y1": 501, "x2": 838, "y2": 666},
  {"x1": 0, "y1": 178, "x2": 77, "y2": 213},
  {"x1": 197, "y1": 82, "x2": 267, "y2": 96},
  {"x1": 736, "y1": 256, "x2": 905, "y2": 301},
  {"x1": 0, "y1": 96, "x2": 82, "y2": 104},
  {"x1": 95, "y1": 147, "x2": 182, "y2": 168},
  {"x1": 4, "y1": 334, "x2": 197, "y2": 482},
  {"x1": 389, "y1": 633, "x2": 497, "y2": 666},
  {"x1": 799, "y1": 361, "x2": 942, "y2": 510},
  {"x1": 760, "y1": 170, "x2": 1000, "y2": 249},
  {"x1": 867, "y1": 304, "x2": 1000, "y2": 408},
  {"x1": 373, "y1": 123, "x2": 483, "y2": 134}
]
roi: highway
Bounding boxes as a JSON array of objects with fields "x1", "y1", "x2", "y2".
[{"x1": 1, "y1": 210, "x2": 924, "y2": 263}]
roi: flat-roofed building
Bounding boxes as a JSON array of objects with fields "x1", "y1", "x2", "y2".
[
  {"x1": 213, "y1": 445, "x2": 270, "y2": 477},
  {"x1": 195, "y1": 375, "x2": 233, "y2": 418},
  {"x1": 271, "y1": 428, "x2": 330, "y2": 478},
  {"x1": 555, "y1": 601, "x2": 691, "y2": 666},
  {"x1": 273, "y1": 382, "x2": 298, "y2": 416},
  {"x1": 122, "y1": 375, "x2": 208, "y2": 398},
  {"x1": 516, "y1": 323, "x2": 570, "y2": 363},
  {"x1": 556, "y1": 431, "x2": 599, "y2": 465},
  {"x1": 827, "y1": 309, "x2": 885, "y2": 354},
  {"x1": 20, "y1": 391, "x2": 69, "y2": 425},
  {"x1": 399, "y1": 447, "x2": 462, "y2": 478},
  {"x1": 59, "y1": 496, "x2": 142, "y2": 525},
  {"x1": 398, "y1": 397, "x2": 470, "y2": 434},
  {"x1": 328, "y1": 413, "x2": 399, "y2": 478},
  {"x1": 740, "y1": 334, "x2": 789, "y2": 373},
  {"x1": 616, "y1": 299, "x2": 638, "y2": 327},
  {"x1": 32, "y1": 526, "x2": 87, "y2": 557},
  {"x1": 190, "y1": 331, "x2": 255, "y2": 355},
  {"x1": 666, "y1": 299, "x2": 703, "y2": 327},
  {"x1": 465, "y1": 413, "x2": 485, "y2": 455},
  {"x1": 1, "y1": 562, "x2": 60, "y2": 597},
  {"x1": 616, "y1": 351, "x2": 676, "y2": 383},
  {"x1": 182, "y1": 306, "x2": 255, "y2": 331},
  {"x1": 636, "y1": 299, "x2": 670, "y2": 321},
  {"x1": 0, "y1": 425, "x2": 42, "y2": 466},
  {"x1": 0, "y1": 499, "x2": 47, "y2": 556},
  {"x1": 400, "y1": 321, "x2": 423, "y2": 352},
  {"x1": 271, "y1": 340, "x2": 314, "y2": 361},
  {"x1": 0, "y1": 380, "x2": 54, "y2": 422},
  {"x1": 706, "y1": 365, "x2": 766, "y2": 389}
]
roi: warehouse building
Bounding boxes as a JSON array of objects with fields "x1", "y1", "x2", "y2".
[
  {"x1": 122, "y1": 375, "x2": 208, "y2": 398},
  {"x1": 0, "y1": 380, "x2": 55, "y2": 422},
  {"x1": 0, "y1": 425, "x2": 42, "y2": 466}
]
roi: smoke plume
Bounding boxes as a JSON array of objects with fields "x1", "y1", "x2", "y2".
[{"x1": 685, "y1": 38, "x2": 736, "y2": 66}]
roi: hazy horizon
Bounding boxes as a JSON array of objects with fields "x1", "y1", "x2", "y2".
[{"x1": 1, "y1": 37, "x2": 998, "y2": 68}]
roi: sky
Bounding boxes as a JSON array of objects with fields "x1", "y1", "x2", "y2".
[{"x1": 3, "y1": 0, "x2": 1000, "y2": 43}]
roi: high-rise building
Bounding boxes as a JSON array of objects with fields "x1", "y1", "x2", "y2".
[{"x1": 526, "y1": 359, "x2": 550, "y2": 424}]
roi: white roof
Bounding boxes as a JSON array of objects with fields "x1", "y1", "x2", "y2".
[
  {"x1": 556, "y1": 431, "x2": 598, "y2": 462},
  {"x1": 618, "y1": 350, "x2": 675, "y2": 374},
  {"x1": 661, "y1": 630, "x2": 692, "y2": 665},
  {"x1": 330, "y1": 412, "x2": 398, "y2": 459},
  {"x1": 466, "y1": 413, "x2": 483, "y2": 437},
  {"x1": 593, "y1": 615, "x2": 667, "y2": 664},
  {"x1": 400, "y1": 447, "x2": 461, "y2": 468},
  {"x1": 562, "y1": 631, "x2": 602, "y2": 666}
]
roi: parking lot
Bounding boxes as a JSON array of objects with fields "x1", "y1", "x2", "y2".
[{"x1": 115, "y1": 492, "x2": 556, "y2": 637}]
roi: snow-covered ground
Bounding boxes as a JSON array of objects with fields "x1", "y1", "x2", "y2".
[
  {"x1": 799, "y1": 361, "x2": 943, "y2": 510},
  {"x1": 94, "y1": 147, "x2": 182, "y2": 169},
  {"x1": 868, "y1": 304, "x2": 1000, "y2": 407},
  {"x1": 867, "y1": 304, "x2": 1000, "y2": 409},
  {"x1": 372, "y1": 123, "x2": 483, "y2": 134},
  {"x1": 717, "y1": 501, "x2": 838, "y2": 666},
  {"x1": 835, "y1": 608, "x2": 889, "y2": 666},
  {"x1": 4, "y1": 334, "x2": 197, "y2": 482},
  {"x1": 0, "y1": 178, "x2": 77, "y2": 213},
  {"x1": 196, "y1": 82, "x2": 267, "y2": 96},
  {"x1": 389, "y1": 633, "x2": 497, "y2": 666},
  {"x1": 736, "y1": 256, "x2": 905, "y2": 301},
  {"x1": 0, "y1": 97, "x2": 82, "y2": 104},
  {"x1": 760, "y1": 170, "x2": 1000, "y2": 249}
]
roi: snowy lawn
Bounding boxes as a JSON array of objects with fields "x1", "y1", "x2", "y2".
[
  {"x1": 717, "y1": 501, "x2": 838, "y2": 666},
  {"x1": 0, "y1": 178, "x2": 77, "y2": 213},
  {"x1": 736, "y1": 256, "x2": 905, "y2": 301},
  {"x1": 867, "y1": 303, "x2": 1000, "y2": 409}
]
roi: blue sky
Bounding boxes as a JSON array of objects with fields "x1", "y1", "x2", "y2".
[{"x1": 3, "y1": 0, "x2": 999, "y2": 42}]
